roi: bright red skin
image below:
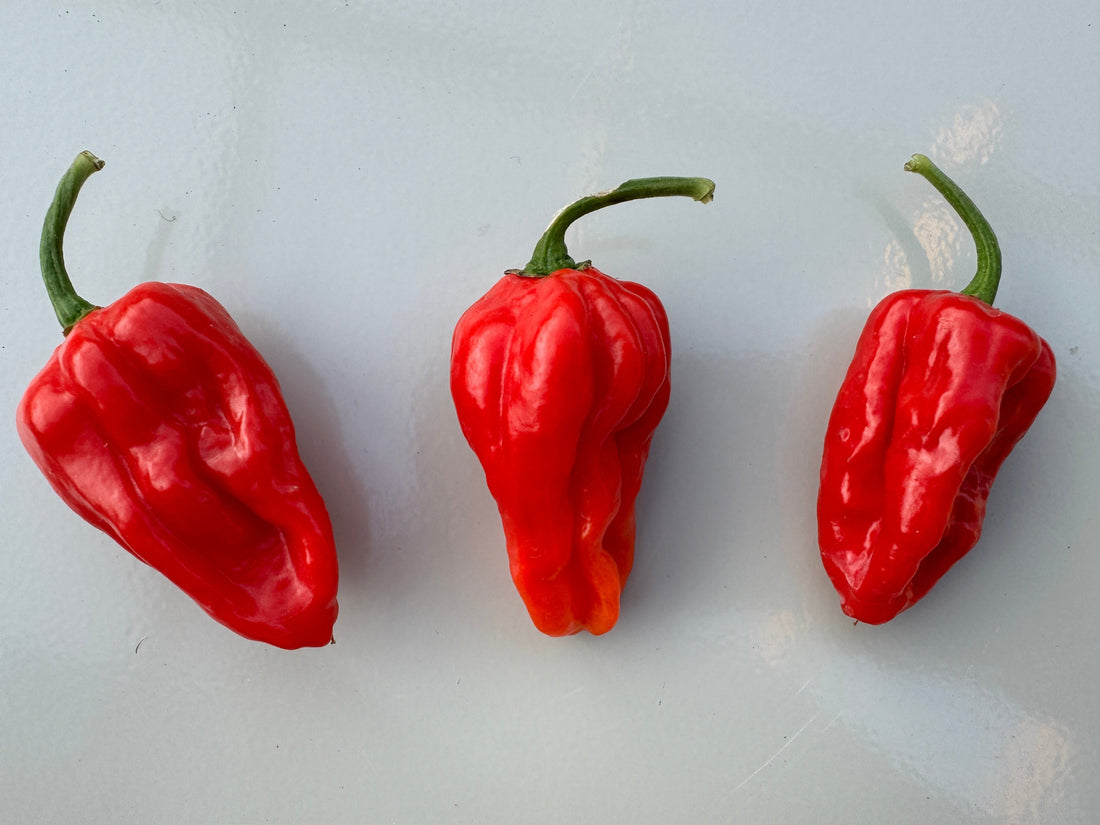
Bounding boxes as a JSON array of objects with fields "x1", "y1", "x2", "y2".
[
  {"x1": 451, "y1": 266, "x2": 671, "y2": 636},
  {"x1": 17, "y1": 282, "x2": 338, "y2": 649},
  {"x1": 817, "y1": 289, "x2": 1056, "y2": 624}
]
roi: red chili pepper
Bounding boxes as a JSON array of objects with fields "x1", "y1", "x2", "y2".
[
  {"x1": 451, "y1": 177, "x2": 714, "y2": 635},
  {"x1": 817, "y1": 154, "x2": 1056, "y2": 624},
  {"x1": 17, "y1": 152, "x2": 339, "y2": 649}
]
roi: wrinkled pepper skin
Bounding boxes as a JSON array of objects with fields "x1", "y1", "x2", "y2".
[
  {"x1": 451, "y1": 266, "x2": 671, "y2": 635},
  {"x1": 18, "y1": 283, "x2": 339, "y2": 648},
  {"x1": 817, "y1": 154, "x2": 1055, "y2": 624},
  {"x1": 18, "y1": 152, "x2": 337, "y2": 649},
  {"x1": 451, "y1": 176, "x2": 714, "y2": 635},
  {"x1": 817, "y1": 290, "x2": 1055, "y2": 624}
]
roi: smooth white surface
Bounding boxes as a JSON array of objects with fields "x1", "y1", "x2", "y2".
[{"x1": 2, "y1": 2, "x2": 1098, "y2": 822}]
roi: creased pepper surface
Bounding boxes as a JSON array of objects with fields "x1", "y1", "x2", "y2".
[
  {"x1": 451, "y1": 266, "x2": 670, "y2": 635},
  {"x1": 817, "y1": 289, "x2": 1055, "y2": 624},
  {"x1": 18, "y1": 282, "x2": 338, "y2": 649}
]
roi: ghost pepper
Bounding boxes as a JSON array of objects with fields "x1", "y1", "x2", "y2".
[
  {"x1": 451, "y1": 176, "x2": 714, "y2": 635},
  {"x1": 817, "y1": 154, "x2": 1056, "y2": 624},
  {"x1": 17, "y1": 151, "x2": 338, "y2": 649}
]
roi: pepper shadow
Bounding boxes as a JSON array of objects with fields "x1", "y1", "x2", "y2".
[
  {"x1": 863, "y1": 183, "x2": 937, "y2": 291},
  {"x1": 621, "y1": 308, "x2": 869, "y2": 633}
]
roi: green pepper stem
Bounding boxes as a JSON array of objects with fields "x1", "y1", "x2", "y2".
[
  {"x1": 520, "y1": 176, "x2": 715, "y2": 276},
  {"x1": 904, "y1": 153, "x2": 1001, "y2": 306},
  {"x1": 40, "y1": 151, "x2": 104, "y2": 333}
]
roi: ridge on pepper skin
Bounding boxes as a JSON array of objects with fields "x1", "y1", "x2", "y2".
[
  {"x1": 452, "y1": 265, "x2": 671, "y2": 635},
  {"x1": 816, "y1": 155, "x2": 1055, "y2": 624}
]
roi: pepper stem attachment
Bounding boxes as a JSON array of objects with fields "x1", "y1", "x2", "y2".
[
  {"x1": 904, "y1": 153, "x2": 1001, "y2": 306},
  {"x1": 40, "y1": 151, "x2": 104, "y2": 334},
  {"x1": 520, "y1": 176, "x2": 716, "y2": 277}
]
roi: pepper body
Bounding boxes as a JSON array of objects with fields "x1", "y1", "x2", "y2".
[
  {"x1": 18, "y1": 281, "x2": 339, "y2": 648},
  {"x1": 451, "y1": 266, "x2": 671, "y2": 635},
  {"x1": 817, "y1": 289, "x2": 1055, "y2": 624}
]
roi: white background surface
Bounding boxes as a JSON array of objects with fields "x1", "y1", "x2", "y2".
[{"x1": 2, "y1": 2, "x2": 1098, "y2": 823}]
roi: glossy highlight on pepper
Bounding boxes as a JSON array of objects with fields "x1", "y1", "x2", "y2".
[
  {"x1": 816, "y1": 154, "x2": 1055, "y2": 624},
  {"x1": 451, "y1": 177, "x2": 714, "y2": 635},
  {"x1": 17, "y1": 152, "x2": 339, "y2": 649}
]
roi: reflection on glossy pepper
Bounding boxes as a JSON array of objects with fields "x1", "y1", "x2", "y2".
[
  {"x1": 17, "y1": 152, "x2": 339, "y2": 649},
  {"x1": 817, "y1": 154, "x2": 1055, "y2": 624},
  {"x1": 451, "y1": 177, "x2": 714, "y2": 635}
]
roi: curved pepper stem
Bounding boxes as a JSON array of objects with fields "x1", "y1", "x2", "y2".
[
  {"x1": 905, "y1": 153, "x2": 1001, "y2": 306},
  {"x1": 520, "y1": 176, "x2": 716, "y2": 277},
  {"x1": 40, "y1": 151, "x2": 104, "y2": 334}
]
